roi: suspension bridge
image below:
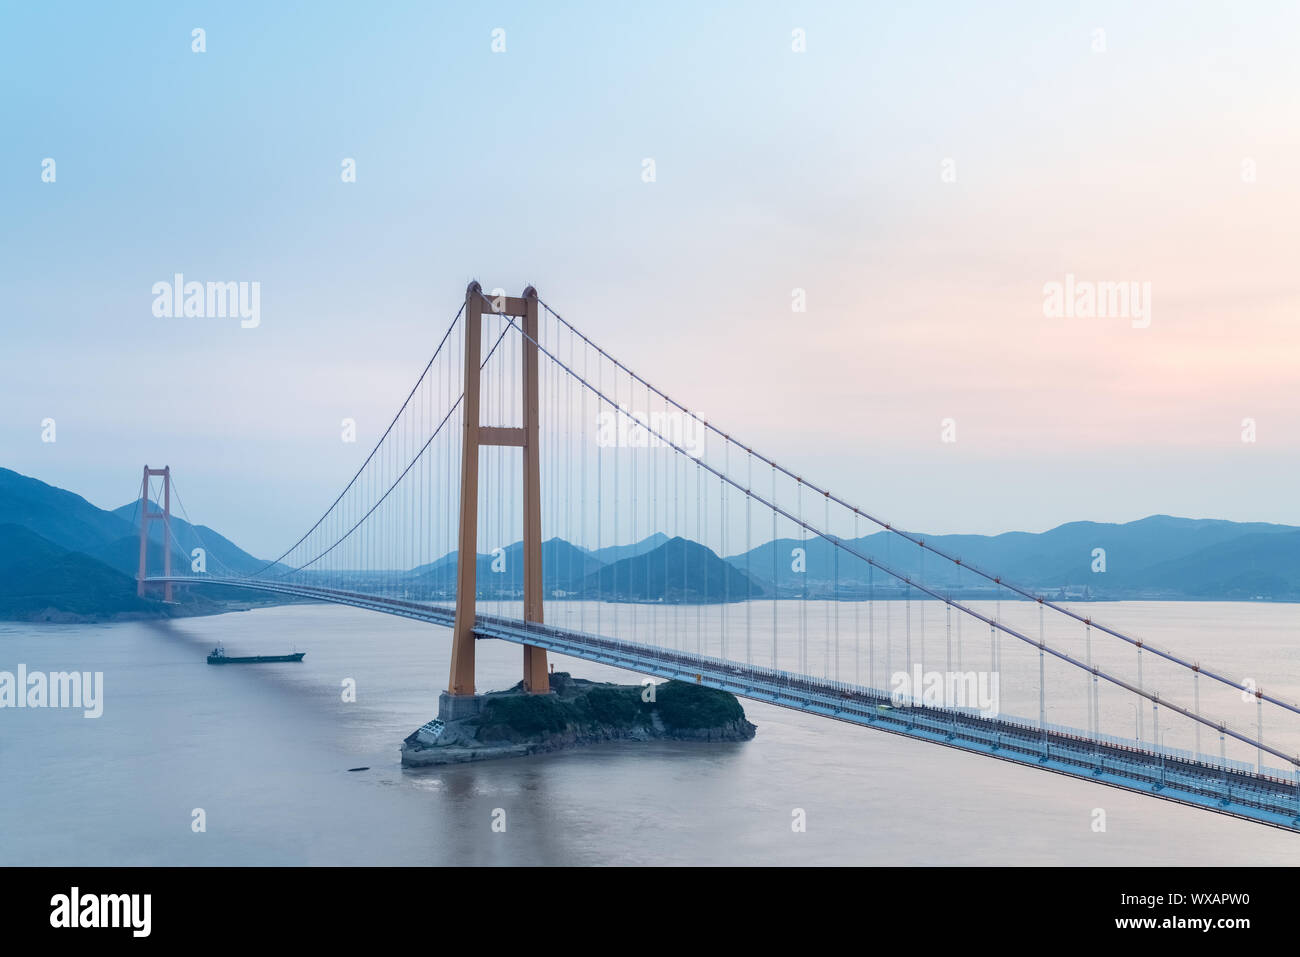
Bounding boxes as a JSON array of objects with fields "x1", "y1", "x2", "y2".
[{"x1": 140, "y1": 281, "x2": 1300, "y2": 832}]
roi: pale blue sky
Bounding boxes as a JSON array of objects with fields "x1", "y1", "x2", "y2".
[{"x1": 3, "y1": 1, "x2": 1299, "y2": 557}]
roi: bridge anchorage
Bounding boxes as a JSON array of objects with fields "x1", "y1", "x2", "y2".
[{"x1": 139, "y1": 279, "x2": 1300, "y2": 831}]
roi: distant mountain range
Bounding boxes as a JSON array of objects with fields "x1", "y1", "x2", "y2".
[
  {"x1": 586, "y1": 537, "x2": 763, "y2": 603},
  {"x1": 109, "y1": 500, "x2": 266, "y2": 577},
  {"x1": 0, "y1": 468, "x2": 277, "y2": 621},
  {"x1": 582, "y1": 532, "x2": 670, "y2": 565},
  {"x1": 411, "y1": 534, "x2": 760, "y2": 602},
  {"x1": 416, "y1": 516, "x2": 1300, "y2": 602},
  {"x1": 411, "y1": 537, "x2": 604, "y2": 594},
  {"x1": 727, "y1": 515, "x2": 1300, "y2": 600},
  {"x1": 0, "y1": 523, "x2": 156, "y2": 620},
  {"x1": 1, "y1": 464, "x2": 1297, "y2": 620}
]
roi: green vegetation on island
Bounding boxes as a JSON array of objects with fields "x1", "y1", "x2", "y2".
[
  {"x1": 476, "y1": 672, "x2": 748, "y2": 739},
  {"x1": 401, "y1": 672, "x2": 757, "y2": 766}
]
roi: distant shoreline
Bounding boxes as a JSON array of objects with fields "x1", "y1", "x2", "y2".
[
  {"x1": 1, "y1": 597, "x2": 295, "y2": 625},
  {"x1": 6, "y1": 593, "x2": 1298, "y2": 626}
]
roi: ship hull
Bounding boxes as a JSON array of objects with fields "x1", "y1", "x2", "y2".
[{"x1": 207, "y1": 653, "x2": 306, "y2": 665}]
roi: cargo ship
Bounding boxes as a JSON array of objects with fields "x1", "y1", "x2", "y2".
[{"x1": 207, "y1": 645, "x2": 305, "y2": 665}]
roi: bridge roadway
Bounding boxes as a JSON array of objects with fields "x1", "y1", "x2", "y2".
[{"x1": 154, "y1": 576, "x2": 1300, "y2": 832}]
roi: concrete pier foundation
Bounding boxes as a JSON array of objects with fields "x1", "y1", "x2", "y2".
[{"x1": 437, "y1": 692, "x2": 483, "y2": 722}]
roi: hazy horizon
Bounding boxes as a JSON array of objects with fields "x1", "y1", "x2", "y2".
[{"x1": 9, "y1": 462, "x2": 1297, "y2": 569}]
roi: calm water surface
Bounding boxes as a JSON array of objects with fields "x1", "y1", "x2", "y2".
[{"x1": 1, "y1": 601, "x2": 1298, "y2": 865}]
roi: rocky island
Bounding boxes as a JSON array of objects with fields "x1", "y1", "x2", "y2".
[{"x1": 400, "y1": 672, "x2": 757, "y2": 767}]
